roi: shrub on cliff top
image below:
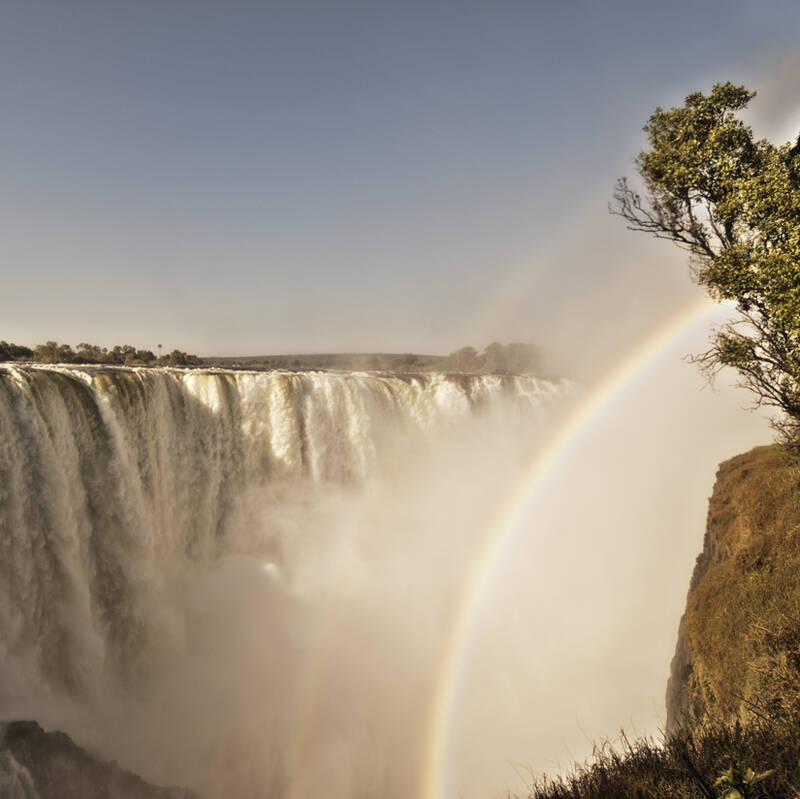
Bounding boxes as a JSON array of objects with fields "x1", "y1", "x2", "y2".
[{"x1": 612, "y1": 83, "x2": 800, "y2": 447}]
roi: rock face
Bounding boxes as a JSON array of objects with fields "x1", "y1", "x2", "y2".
[
  {"x1": 666, "y1": 445, "x2": 800, "y2": 731},
  {"x1": 665, "y1": 470, "x2": 725, "y2": 732},
  {"x1": 0, "y1": 721, "x2": 195, "y2": 799}
]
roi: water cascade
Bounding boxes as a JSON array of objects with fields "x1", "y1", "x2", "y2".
[{"x1": 0, "y1": 364, "x2": 565, "y2": 798}]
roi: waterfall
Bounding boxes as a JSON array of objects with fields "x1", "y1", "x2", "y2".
[{"x1": 0, "y1": 364, "x2": 566, "y2": 797}]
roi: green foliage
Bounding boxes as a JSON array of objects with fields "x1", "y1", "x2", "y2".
[
  {"x1": 613, "y1": 82, "x2": 800, "y2": 444},
  {"x1": 714, "y1": 764, "x2": 774, "y2": 799}
]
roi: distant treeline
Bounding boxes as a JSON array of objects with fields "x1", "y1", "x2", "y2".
[
  {"x1": 0, "y1": 340, "x2": 202, "y2": 367},
  {"x1": 1, "y1": 339, "x2": 539, "y2": 374},
  {"x1": 206, "y1": 342, "x2": 540, "y2": 375},
  {"x1": 204, "y1": 352, "x2": 453, "y2": 372}
]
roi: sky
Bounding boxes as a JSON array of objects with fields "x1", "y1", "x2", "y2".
[{"x1": 2, "y1": 0, "x2": 800, "y2": 361}]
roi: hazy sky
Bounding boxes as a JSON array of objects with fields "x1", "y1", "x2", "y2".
[{"x1": 2, "y1": 0, "x2": 800, "y2": 359}]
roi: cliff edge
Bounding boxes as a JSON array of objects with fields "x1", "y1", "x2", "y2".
[{"x1": 666, "y1": 444, "x2": 800, "y2": 731}]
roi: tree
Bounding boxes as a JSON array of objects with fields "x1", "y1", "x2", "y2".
[
  {"x1": 612, "y1": 82, "x2": 800, "y2": 445},
  {"x1": 0, "y1": 341, "x2": 33, "y2": 361},
  {"x1": 76, "y1": 342, "x2": 105, "y2": 363},
  {"x1": 483, "y1": 341, "x2": 539, "y2": 374},
  {"x1": 396, "y1": 353, "x2": 420, "y2": 369},
  {"x1": 134, "y1": 349, "x2": 156, "y2": 364},
  {"x1": 34, "y1": 341, "x2": 60, "y2": 363},
  {"x1": 447, "y1": 346, "x2": 483, "y2": 372},
  {"x1": 482, "y1": 342, "x2": 507, "y2": 373}
]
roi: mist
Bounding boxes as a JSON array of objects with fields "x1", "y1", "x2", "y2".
[
  {"x1": 0, "y1": 337, "x2": 772, "y2": 799},
  {"x1": 442, "y1": 309, "x2": 772, "y2": 796},
  {"x1": 0, "y1": 369, "x2": 574, "y2": 798}
]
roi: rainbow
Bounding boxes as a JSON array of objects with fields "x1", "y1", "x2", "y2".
[{"x1": 420, "y1": 298, "x2": 719, "y2": 799}]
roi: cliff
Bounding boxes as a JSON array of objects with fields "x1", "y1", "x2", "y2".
[
  {"x1": 0, "y1": 721, "x2": 195, "y2": 798},
  {"x1": 519, "y1": 444, "x2": 800, "y2": 798},
  {"x1": 666, "y1": 444, "x2": 800, "y2": 731}
]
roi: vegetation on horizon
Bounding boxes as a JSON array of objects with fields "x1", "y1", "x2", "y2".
[
  {"x1": 612, "y1": 83, "x2": 800, "y2": 447},
  {"x1": 184, "y1": 342, "x2": 542, "y2": 374},
  {"x1": 0, "y1": 340, "x2": 202, "y2": 367},
  {"x1": 2, "y1": 340, "x2": 541, "y2": 374}
]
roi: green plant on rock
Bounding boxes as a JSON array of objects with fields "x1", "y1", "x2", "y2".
[{"x1": 714, "y1": 764, "x2": 774, "y2": 799}]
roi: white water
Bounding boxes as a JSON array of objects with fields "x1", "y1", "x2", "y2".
[
  {"x1": 0, "y1": 364, "x2": 565, "y2": 798},
  {"x1": 0, "y1": 746, "x2": 38, "y2": 799}
]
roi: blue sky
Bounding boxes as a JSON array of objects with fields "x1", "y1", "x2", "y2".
[{"x1": 2, "y1": 1, "x2": 800, "y2": 359}]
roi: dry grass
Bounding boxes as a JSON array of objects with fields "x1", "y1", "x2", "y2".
[{"x1": 520, "y1": 713, "x2": 800, "y2": 799}]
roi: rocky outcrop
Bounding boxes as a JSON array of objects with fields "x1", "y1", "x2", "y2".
[
  {"x1": 0, "y1": 721, "x2": 195, "y2": 799},
  {"x1": 666, "y1": 445, "x2": 800, "y2": 732}
]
